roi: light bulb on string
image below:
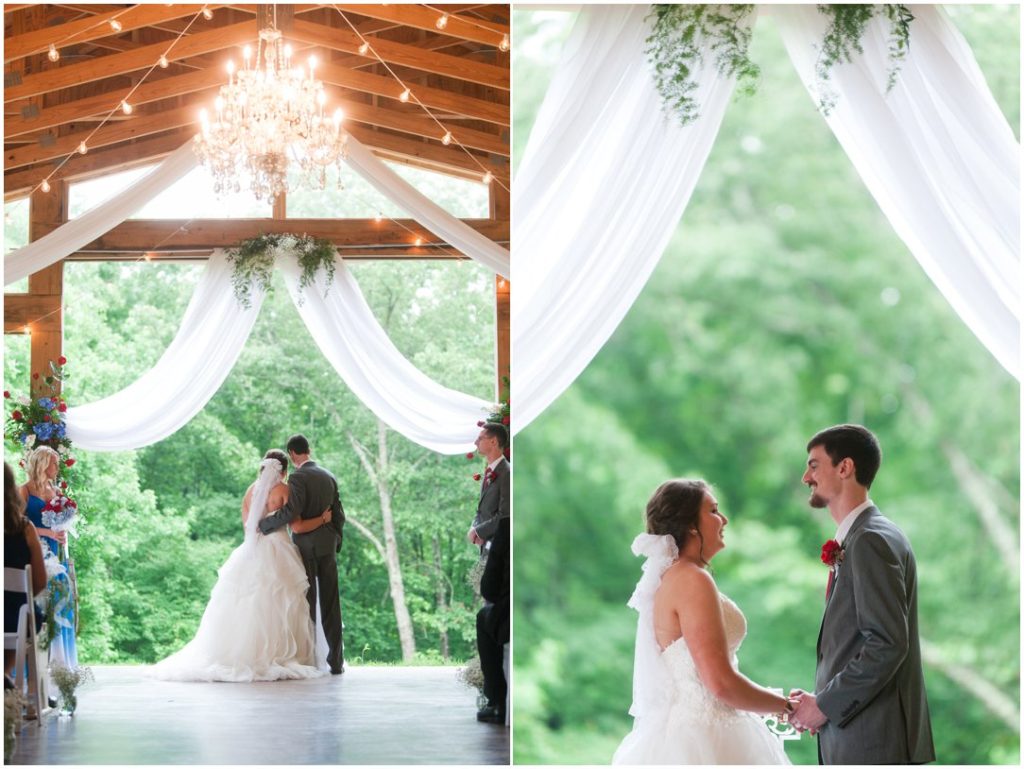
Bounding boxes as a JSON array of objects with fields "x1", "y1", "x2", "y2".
[
  {"x1": 159, "y1": 54, "x2": 169, "y2": 68},
  {"x1": 399, "y1": 88, "x2": 411, "y2": 103},
  {"x1": 121, "y1": 99, "x2": 133, "y2": 114},
  {"x1": 441, "y1": 130, "x2": 452, "y2": 146},
  {"x1": 358, "y1": 41, "x2": 370, "y2": 56},
  {"x1": 374, "y1": 213, "x2": 382, "y2": 223},
  {"x1": 482, "y1": 171, "x2": 493, "y2": 184},
  {"x1": 109, "y1": 19, "x2": 122, "y2": 32},
  {"x1": 414, "y1": 237, "x2": 423, "y2": 247},
  {"x1": 40, "y1": 179, "x2": 51, "y2": 193},
  {"x1": 77, "y1": 141, "x2": 88, "y2": 155},
  {"x1": 499, "y1": 34, "x2": 510, "y2": 52},
  {"x1": 436, "y1": 13, "x2": 449, "y2": 30},
  {"x1": 202, "y1": 7, "x2": 213, "y2": 20},
  {"x1": 47, "y1": 44, "x2": 59, "y2": 62}
]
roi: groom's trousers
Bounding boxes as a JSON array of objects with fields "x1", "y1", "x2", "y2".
[
  {"x1": 476, "y1": 603, "x2": 506, "y2": 710},
  {"x1": 302, "y1": 548, "x2": 344, "y2": 672}
]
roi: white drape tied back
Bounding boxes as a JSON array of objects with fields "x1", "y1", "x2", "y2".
[
  {"x1": 66, "y1": 251, "x2": 488, "y2": 455},
  {"x1": 627, "y1": 532, "x2": 679, "y2": 720}
]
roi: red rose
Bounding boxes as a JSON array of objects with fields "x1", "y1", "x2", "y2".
[
  {"x1": 58, "y1": 403, "x2": 67, "y2": 412},
  {"x1": 11, "y1": 410, "x2": 22, "y2": 421},
  {"x1": 60, "y1": 482, "x2": 68, "y2": 489},
  {"x1": 42, "y1": 415, "x2": 51, "y2": 422},
  {"x1": 2, "y1": 391, "x2": 8, "y2": 399},
  {"x1": 502, "y1": 416, "x2": 510, "y2": 425},
  {"x1": 466, "y1": 452, "x2": 474, "y2": 460},
  {"x1": 476, "y1": 420, "x2": 485, "y2": 427},
  {"x1": 32, "y1": 373, "x2": 39, "y2": 380},
  {"x1": 57, "y1": 356, "x2": 67, "y2": 366},
  {"x1": 64, "y1": 458, "x2": 75, "y2": 467},
  {"x1": 820, "y1": 539, "x2": 843, "y2": 567},
  {"x1": 473, "y1": 473, "x2": 481, "y2": 481}
]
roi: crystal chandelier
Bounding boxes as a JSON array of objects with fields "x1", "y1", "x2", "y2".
[{"x1": 193, "y1": 14, "x2": 348, "y2": 203}]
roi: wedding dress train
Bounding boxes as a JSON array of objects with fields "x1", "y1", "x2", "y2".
[{"x1": 612, "y1": 534, "x2": 791, "y2": 764}]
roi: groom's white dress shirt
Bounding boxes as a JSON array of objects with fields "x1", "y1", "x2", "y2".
[{"x1": 834, "y1": 498, "x2": 874, "y2": 545}]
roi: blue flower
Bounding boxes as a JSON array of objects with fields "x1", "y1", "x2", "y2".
[
  {"x1": 55, "y1": 424, "x2": 67, "y2": 439},
  {"x1": 37, "y1": 397, "x2": 55, "y2": 410},
  {"x1": 32, "y1": 422, "x2": 54, "y2": 440}
]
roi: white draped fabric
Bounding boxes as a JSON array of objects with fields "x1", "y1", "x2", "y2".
[
  {"x1": 66, "y1": 251, "x2": 487, "y2": 454},
  {"x1": 65, "y1": 252, "x2": 263, "y2": 451},
  {"x1": 280, "y1": 258, "x2": 489, "y2": 454},
  {"x1": 4, "y1": 142, "x2": 198, "y2": 285},
  {"x1": 344, "y1": 138, "x2": 510, "y2": 278},
  {"x1": 511, "y1": 5, "x2": 747, "y2": 432},
  {"x1": 774, "y1": 4, "x2": 1020, "y2": 378}
]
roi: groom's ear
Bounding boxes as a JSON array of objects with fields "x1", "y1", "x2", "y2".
[{"x1": 837, "y1": 457, "x2": 855, "y2": 479}]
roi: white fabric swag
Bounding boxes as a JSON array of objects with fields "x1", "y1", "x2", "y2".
[
  {"x1": 66, "y1": 251, "x2": 489, "y2": 454},
  {"x1": 5, "y1": 137, "x2": 507, "y2": 284},
  {"x1": 512, "y1": 5, "x2": 749, "y2": 432},
  {"x1": 5, "y1": 142, "x2": 199, "y2": 285},
  {"x1": 513, "y1": 4, "x2": 1020, "y2": 433}
]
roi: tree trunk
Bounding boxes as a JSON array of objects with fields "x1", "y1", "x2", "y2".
[
  {"x1": 374, "y1": 419, "x2": 417, "y2": 661},
  {"x1": 432, "y1": 535, "x2": 450, "y2": 660}
]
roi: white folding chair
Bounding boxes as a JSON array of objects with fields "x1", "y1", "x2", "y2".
[{"x1": 4, "y1": 565, "x2": 48, "y2": 719}]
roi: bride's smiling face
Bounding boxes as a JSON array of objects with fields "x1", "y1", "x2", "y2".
[{"x1": 695, "y1": 492, "x2": 728, "y2": 560}]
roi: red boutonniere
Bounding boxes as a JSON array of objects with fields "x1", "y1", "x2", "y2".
[
  {"x1": 821, "y1": 539, "x2": 844, "y2": 568},
  {"x1": 484, "y1": 467, "x2": 499, "y2": 485}
]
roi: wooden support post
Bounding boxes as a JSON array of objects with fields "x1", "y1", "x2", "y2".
[
  {"x1": 26, "y1": 181, "x2": 66, "y2": 398},
  {"x1": 489, "y1": 178, "x2": 510, "y2": 401}
]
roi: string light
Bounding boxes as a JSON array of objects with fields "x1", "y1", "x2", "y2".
[
  {"x1": 482, "y1": 171, "x2": 493, "y2": 184},
  {"x1": 436, "y1": 13, "x2": 449, "y2": 30},
  {"x1": 414, "y1": 237, "x2": 423, "y2": 247},
  {"x1": 40, "y1": 179, "x2": 50, "y2": 192},
  {"x1": 499, "y1": 34, "x2": 510, "y2": 52},
  {"x1": 399, "y1": 88, "x2": 411, "y2": 103},
  {"x1": 121, "y1": 99, "x2": 133, "y2": 114},
  {"x1": 374, "y1": 213, "x2": 382, "y2": 223},
  {"x1": 358, "y1": 41, "x2": 370, "y2": 56},
  {"x1": 441, "y1": 130, "x2": 452, "y2": 146},
  {"x1": 77, "y1": 141, "x2": 88, "y2": 155},
  {"x1": 47, "y1": 44, "x2": 59, "y2": 62},
  {"x1": 159, "y1": 54, "x2": 169, "y2": 68},
  {"x1": 201, "y1": 7, "x2": 213, "y2": 20},
  {"x1": 109, "y1": 19, "x2": 122, "y2": 32}
]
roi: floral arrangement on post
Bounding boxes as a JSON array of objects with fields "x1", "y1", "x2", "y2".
[
  {"x1": 4, "y1": 358, "x2": 81, "y2": 650},
  {"x1": 466, "y1": 378, "x2": 511, "y2": 479},
  {"x1": 227, "y1": 233, "x2": 338, "y2": 308},
  {"x1": 49, "y1": 663, "x2": 94, "y2": 717}
]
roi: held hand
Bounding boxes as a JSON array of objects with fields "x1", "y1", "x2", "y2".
[
  {"x1": 469, "y1": 528, "x2": 484, "y2": 546},
  {"x1": 789, "y1": 692, "x2": 828, "y2": 734},
  {"x1": 53, "y1": 530, "x2": 67, "y2": 545},
  {"x1": 321, "y1": 508, "x2": 333, "y2": 524}
]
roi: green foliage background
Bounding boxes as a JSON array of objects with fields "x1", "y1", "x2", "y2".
[
  {"x1": 512, "y1": 6, "x2": 1020, "y2": 765},
  {"x1": 5, "y1": 211, "x2": 497, "y2": 666}
]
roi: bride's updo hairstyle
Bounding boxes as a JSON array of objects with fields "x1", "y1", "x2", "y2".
[
  {"x1": 645, "y1": 479, "x2": 711, "y2": 565},
  {"x1": 263, "y1": 449, "x2": 289, "y2": 476}
]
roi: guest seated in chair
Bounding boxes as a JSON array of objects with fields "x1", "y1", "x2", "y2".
[
  {"x1": 476, "y1": 516, "x2": 509, "y2": 724},
  {"x1": 4, "y1": 462, "x2": 46, "y2": 677}
]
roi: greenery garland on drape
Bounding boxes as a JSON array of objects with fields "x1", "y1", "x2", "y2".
[
  {"x1": 227, "y1": 233, "x2": 338, "y2": 307},
  {"x1": 646, "y1": 4, "x2": 914, "y2": 124}
]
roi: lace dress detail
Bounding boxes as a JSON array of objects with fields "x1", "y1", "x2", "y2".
[{"x1": 662, "y1": 594, "x2": 749, "y2": 727}]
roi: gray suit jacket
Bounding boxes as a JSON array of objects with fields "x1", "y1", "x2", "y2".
[
  {"x1": 258, "y1": 460, "x2": 344, "y2": 558},
  {"x1": 472, "y1": 457, "x2": 510, "y2": 542},
  {"x1": 815, "y1": 507, "x2": 935, "y2": 764}
]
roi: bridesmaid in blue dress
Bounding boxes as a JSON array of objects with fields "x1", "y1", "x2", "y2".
[{"x1": 20, "y1": 446, "x2": 78, "y2": 669}]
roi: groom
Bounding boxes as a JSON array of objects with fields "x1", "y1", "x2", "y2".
[
  {"x1": 790, "y1": 424, "x2": 934, "y2": 764},
  {"x1": 259, "y1": 434, "x2": 346, "y2": 674}
]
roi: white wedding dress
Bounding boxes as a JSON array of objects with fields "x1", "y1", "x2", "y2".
[
  {"x1": 152, "y1": 460, "x2": 327, "y2": 682},
  {"x1": 612, "y1": 534, "x2": 791, "y2": 765}
]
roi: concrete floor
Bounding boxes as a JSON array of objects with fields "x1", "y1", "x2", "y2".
[{"x1": 9, "y1": 665, "x2": 509, "y2": 765}]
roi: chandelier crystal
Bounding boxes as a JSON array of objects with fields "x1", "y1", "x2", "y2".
[{"x1": 193, "y1": 20, "x2": 348, "y2": 203}]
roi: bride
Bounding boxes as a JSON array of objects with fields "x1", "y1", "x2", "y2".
[
  {"x1": 152, "y1": 450, "x2": 331, "y2": 682},
  {"x1": 613, "y1": 479, "x2": 793, "y2": 764}
]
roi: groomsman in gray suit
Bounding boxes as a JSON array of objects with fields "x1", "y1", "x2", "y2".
[
  {"x1": 467, "y1": 422, "x2": 510, "y2": 549},
  {"x1": 790, "y1": 424, "x2": 934, "y2": 764},
  {"x1": 259, "y1": 434, "x2": 346, "y2": 674}
]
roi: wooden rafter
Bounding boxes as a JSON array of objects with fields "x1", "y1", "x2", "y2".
[{"x1": 331, "y1": 4, "x2": 508, "y2": 47}]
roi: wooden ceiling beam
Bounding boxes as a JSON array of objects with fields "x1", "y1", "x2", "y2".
[
  {"x1": 345, "y1": 123, "x2": 507, "y2": 182},
  {"x1": 331, "y1": 4, "x2": 508, "y2": 47},
  {"x1": 79, "y1": 218, "x2": 508, "y2": 252},
  {"x1": 4, "y1": 20, "x2": 255, "y2": 103},
  {"x1": 4, "y1": 128, "x2": 196, "y2": 200},
  {"x1": 5, "y1": 67, "x2": 224, "y2": 139},
  {"x1": 4, "y1": 4, "x2": 231, "y2": 64},
  {"x1": 289, "y1": 19, "x2": 508, "y2": 90}
]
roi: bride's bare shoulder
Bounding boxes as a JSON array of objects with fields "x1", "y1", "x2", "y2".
[{"x1": 660, "y1": 560, "x2": 717, "y2": 600}]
